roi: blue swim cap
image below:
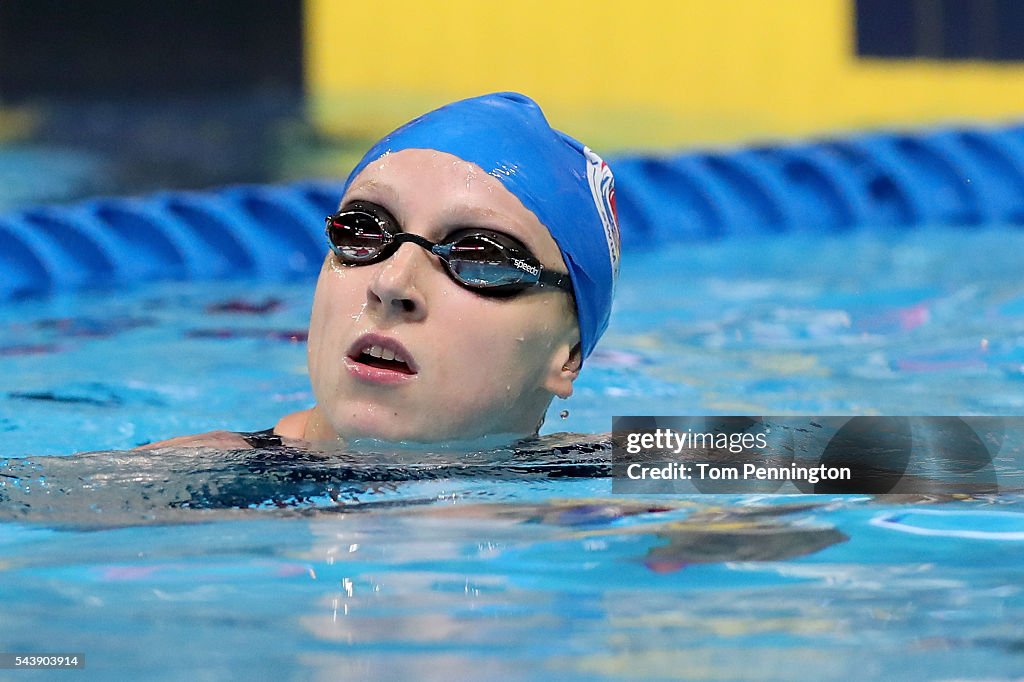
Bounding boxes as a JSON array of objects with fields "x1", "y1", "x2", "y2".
[{"x1": 340, "y1": 92, "x2": 620, "y2": 361}]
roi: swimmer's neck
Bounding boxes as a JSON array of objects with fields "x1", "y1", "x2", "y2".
[{"x1": 273, "y1": 406, "x2": 536, "y2": 451}]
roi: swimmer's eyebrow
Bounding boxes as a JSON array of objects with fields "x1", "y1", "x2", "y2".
[
  {"x1": 439, "y1": 204, "x2": 517, "y2": 232},
  {"x1": 439, "y1": 205, "x2": 551, "y2": 255},
  {"x1": 342, "y1": 180, "x2": 399, "y2": 208},
  {"x1": 341, "y1": 183, "x2": 540, "y2": 246}
]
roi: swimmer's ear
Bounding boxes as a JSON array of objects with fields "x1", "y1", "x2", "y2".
[
  {"x1": 544, "y1": 342, "x2": 582, "y2": 399},
  {"x1": 564, "y1": 342, "x2": 582, "y2": 372}
]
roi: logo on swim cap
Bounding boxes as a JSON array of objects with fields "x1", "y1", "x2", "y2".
[{"x1": 584, "y1": 146, "x2": 620, "y2": 281}]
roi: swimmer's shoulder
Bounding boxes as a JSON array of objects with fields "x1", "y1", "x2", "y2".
[
  {"x1": 134, "y1": 409, "x2": 312, "y2": 450},
  {"x1": 134, "y1": 430, "x2": 252, "y2": 450},
  {"x1": 274, "y1": 408, "x2": 311, "y2": 439}
]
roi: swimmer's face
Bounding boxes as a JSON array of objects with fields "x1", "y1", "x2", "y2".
[{"x1": 305, "y1": 149, "x2": 580, "y2": 443}]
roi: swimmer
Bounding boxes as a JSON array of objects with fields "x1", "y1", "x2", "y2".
[{"x1": 139, "y1": 92, "x2": 620, "y2": 450}]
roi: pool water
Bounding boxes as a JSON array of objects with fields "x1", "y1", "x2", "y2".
[{"x1": 2, "y1": 227, "x2": 1024, "y2": 680}]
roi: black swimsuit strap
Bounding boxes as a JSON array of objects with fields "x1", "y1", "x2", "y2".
[{"x1": 237, "y1": 428, "x2": 285, "y2": 448}]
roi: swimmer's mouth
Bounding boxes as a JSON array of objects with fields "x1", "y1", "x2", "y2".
[{"x1": 348, "y1": 335, "x2": 418, "y2": 375}]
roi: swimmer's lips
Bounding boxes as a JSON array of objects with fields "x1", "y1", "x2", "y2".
[{"x1": 345, "y1": 334, "x2": 419, "y2": 383}]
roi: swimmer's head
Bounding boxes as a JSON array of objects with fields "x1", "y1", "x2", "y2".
[
  {"x1": 304, "y1": 93, "x2": 620, "y2": 444},
  {"x1": 341, "y1": 92, "x2": 620, "y2": 360}
]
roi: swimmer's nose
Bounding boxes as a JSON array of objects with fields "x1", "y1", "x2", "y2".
[{"x1": 366, "y1": 242, "x2": 429, "y2": 320}]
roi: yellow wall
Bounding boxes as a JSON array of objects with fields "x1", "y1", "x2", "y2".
[{"x1": 306, "y1": 0, "x2": 1024, "y2": 150}]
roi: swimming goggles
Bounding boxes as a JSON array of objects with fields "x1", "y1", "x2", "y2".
[{"x1": 325, "y1": 202, "x2": 574, "y2": 296}]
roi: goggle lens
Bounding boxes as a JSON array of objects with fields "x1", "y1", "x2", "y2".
[
  {"x1": 326, "y1": 212, "x2": 390, "y2": 262},
  {"x1": 447, "y1": 235, "x2": 530, "y2": 288}
]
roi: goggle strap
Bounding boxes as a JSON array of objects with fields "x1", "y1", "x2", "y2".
[{"x1": 538, "y1": 270, "x2": 572, "y2": 291}]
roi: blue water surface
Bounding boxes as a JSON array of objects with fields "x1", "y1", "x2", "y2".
[{"x1": 2, "y1": 227, "x2": 1024, "y2": 680}]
